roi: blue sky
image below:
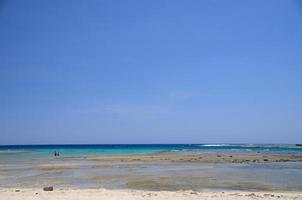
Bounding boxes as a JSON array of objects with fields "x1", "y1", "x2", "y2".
[{"x1": 0, "y1": 0, "x2": 302, "y2": 145}]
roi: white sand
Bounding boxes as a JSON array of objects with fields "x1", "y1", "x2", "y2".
[{"x1": 1, "y1": 188, "x2": 301, "y2": 200}]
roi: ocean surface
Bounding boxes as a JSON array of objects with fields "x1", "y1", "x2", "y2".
[
  {"x1": 0, "y1": 144, "x2": 302, "y2": 191},
  {"x1": 1, "y1": 144, "x2": 302, "y2": 161}
]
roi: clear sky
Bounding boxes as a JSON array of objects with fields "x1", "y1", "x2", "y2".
[{"x1": 0, "y1": 0, "x2": 302, "y2": 145}]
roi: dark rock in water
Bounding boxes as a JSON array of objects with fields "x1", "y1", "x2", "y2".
[
  {"x1": 264, "y1": 159, "x2": 269, "y2": 161},
  {"x1": 296, "y1": 144, "x2": 302, "y2": 147},
  {"x1": 15, "y1": 190, "x2": 20, "y2": 192},
  {"x1": 43, "y1": 186, "x2": 53, "y2": 191}
]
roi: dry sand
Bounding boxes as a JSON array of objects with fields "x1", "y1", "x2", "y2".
[{"x1": 1, "y1": 188, "x2": 301, "y2": 200}]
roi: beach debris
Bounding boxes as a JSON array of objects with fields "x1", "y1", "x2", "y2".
[
  {"x1": 15, "y1": 190, "x2": 20, "y2": 192},
  {"x1": 190, "y1": 191, "x2": 198, "y2": 195},
  {"x1": 246, "y1": 193, "x2": 257, "y2": 197},
  {"x1": 43, "y1": 186, "x2": 53, "y2": 191}
]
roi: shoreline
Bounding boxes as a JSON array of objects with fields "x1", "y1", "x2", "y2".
[{"x1": 1, "y1": 188, "x2": 302, "y2": 200}]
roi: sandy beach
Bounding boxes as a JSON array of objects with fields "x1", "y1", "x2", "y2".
[{"x1": 1, "y1": 188, "x2": 302, "y2": 200}]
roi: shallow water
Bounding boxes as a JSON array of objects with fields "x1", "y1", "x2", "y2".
[
  {"x1": 0, "y1": 157, "x2": 302, "y2": 191},
  {"x1": 0, "y1": 144, "x2": 302, "y2": 191}
]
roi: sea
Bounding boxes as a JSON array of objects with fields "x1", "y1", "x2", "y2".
[
  {"x1": 1, "y1": 144, "x2": 302, "y2": 161},
  {"x1": 0, "y1": 144, "x2": 302, "y2": 191}
]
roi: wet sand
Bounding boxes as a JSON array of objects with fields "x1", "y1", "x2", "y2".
[
  {"x1": 1, "y1": 151, "x2": 302, "y2": 191},
  {"x1": 84, "y1": 151, "x2": 302, "y2": 164},
  {"x1": 1, "y1": 188, "x2": 302, "y2": 200}
]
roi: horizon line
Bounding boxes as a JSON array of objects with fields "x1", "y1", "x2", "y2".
[{"x1": 0, "y1": 143, "x2": 301, "y2": 146}]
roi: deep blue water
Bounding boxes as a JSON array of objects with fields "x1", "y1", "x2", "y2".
[{"x1": 1, "y1": 144, "x2": 302, "y2": 151}]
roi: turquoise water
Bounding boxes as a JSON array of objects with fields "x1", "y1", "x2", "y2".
[
  {"x1": 1, "y1": 144, "x2": 302, "y2": 190},
  {"x1": 0, "y1": 144, "x2": 302, "y2": 161}
]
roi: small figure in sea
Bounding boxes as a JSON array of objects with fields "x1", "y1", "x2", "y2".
[{"x1": 54, "y1": 151, "x2": 60, "y2": 157}]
